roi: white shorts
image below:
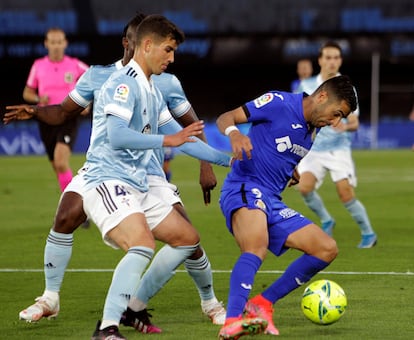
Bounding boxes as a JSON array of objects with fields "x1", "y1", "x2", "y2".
[
  {"x1": 63, "y1": 173, "x2": 86, "y2": 196},
  {"x1": 148, "y1": 175, "x2": 182, "y2": 206},
  {"x1": 62, "y1": 164, "x2": 89, "y2": 196},
  {"x1": 297, "y1": 149, "x2": 357, "y2": 189},
  {"x1": 83, "y1": 179, "x2": 172, "y2": 249}
]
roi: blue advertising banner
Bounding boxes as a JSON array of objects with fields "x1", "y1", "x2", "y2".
[{"x1": 0, "y1": 121, "x2": 412, "y2": 156}]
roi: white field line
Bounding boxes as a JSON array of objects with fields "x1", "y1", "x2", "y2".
[{"x1": 0, "y1": 268, "x2": 413, "y2": 275}]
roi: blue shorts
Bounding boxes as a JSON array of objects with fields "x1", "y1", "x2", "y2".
[{"x1": 220, "y1": 180, "x2": 313, "y2": 256}]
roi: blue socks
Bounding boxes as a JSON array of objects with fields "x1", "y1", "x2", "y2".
[
  {"x1": 226, "y1": 252, "x2": 262, "y2": 318},
  {"x1": 262, "y1": 254, "x2": 329, "y2": 303}
]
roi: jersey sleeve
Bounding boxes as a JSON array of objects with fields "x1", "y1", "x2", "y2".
[
  {"x1": 154, "y1": 73, "x2": 191, "y2": 118},
  {"x1": 68, "y1": 67, "x2": 95, "y2": 108},
  {"x1": 244, "y1": 92, "x2": 285, "y2": 123},
  {"x1": 103, "y1": 74, "x2": 136, "y2": 122}
]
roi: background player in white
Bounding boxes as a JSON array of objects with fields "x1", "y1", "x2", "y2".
[
  {"x1": 295, "y1": 41, "x2": 377, "y2": 249},
  {"x1": 216, "y1": 76, "x2": 357, "y2": 339},
  {"x1": 5, "y1": 13, "x2": 228, "y2": 328}
]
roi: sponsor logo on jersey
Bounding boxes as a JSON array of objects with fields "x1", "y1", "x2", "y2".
[
  {"x1": 253, "y1": 93, "x2": 274, "y2": 108},
  {"x1": 114, "y1": 84, "x2": 129, "y2": 102},
  {"x1": 291, "y1": 123, "x2": 303, "y2": 129},
  {"x1": 142, "y1": 123, "x2": 151, "y2": 134},
  {"x1": 279, "y1": 207, "x2": 299, "y2": 219},
  {"x1": 275, "y1": 135, "x2": 309, "y2": 157},
  {"x1": 274, "y1": 92, "x2": 284, "y2": 101}
]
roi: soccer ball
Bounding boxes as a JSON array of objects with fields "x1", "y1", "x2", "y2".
[{"x1": 301, "y1": 279, "x2": 347, "y2": 325}]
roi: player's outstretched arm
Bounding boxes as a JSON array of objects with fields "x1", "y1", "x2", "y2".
[
  {"x1": 159, "y1": 119, "x2": 231, "y2": 167},
  {"x1": 4, "y1": 96, "x2": 85, "y2": 125},
  {"x1": 3, "y1": 104, "x2": 35, "y2": 124}
]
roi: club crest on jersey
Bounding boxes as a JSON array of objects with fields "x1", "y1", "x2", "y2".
[
  {"x1": 253, "y1": 93, "x2": 273, "y2": 108},
  {"x1": 114, "y1": 84, "x2": 129, "y2": 102},
  {"x1": 142, "y1": 123, "x2": 151, "y2": 134},
  {"x1": 254, "y1": 199, "x2": 267, "y2": 211},
  {"x1": 64, "y1": 72, "x2": 74, "y2": 84}
]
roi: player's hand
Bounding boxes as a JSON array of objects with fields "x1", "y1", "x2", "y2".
[
  {"x1": 228, "y1": 131, "x2": 253, "y2": 160},
  {"x1": 163, "y1": 121, "x2": 204, "y2": 147},
  {"x1": 288, "y1": 167, "x2": 300, "y2": 187},
  {"x1": 199, "y1": 161, "x2": 217, "y2": 205},
  {"x1": 3, "y1": 104, "x2": 36, "y2": 124}
]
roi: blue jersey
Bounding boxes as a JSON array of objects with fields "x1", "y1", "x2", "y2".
[
  {"x1": 296, "y1": 73, "x2": 359, "y2": 151},
  {"x1": 84, "y1": 59, "x2": 167, "y2": 192},
  {"x1": 225, "y1": 91, "x2": 313, "y2": 197}
]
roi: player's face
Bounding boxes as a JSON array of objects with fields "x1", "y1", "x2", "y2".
[
  {"x1": 318, "y1": 47, "x2": 342, "y2": 78},
  {"x1": 297, "y1": 60, "x2": 313, "y2": 79},
  {"x1": 311, "y1": 98, "x2": 350, "y2": 128},
  {"x1": 45, "y1": 31, "x2": 67, "y2": 61},
  {"x1": 146, "y1": 37, "x2": 177, "y2": 75}
]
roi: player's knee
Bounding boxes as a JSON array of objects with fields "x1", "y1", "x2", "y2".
[
  {"x1": 53, "y1": 209, "x2": 85, "y2": 233},
  {"x1": 188, "y1": 244, "x2": 204, "y2": 260},
  {"x1": 298, "y1": 182, "x2": 313, "y2": 195},
  {"x1": 119, "y1": 235, "x2": 156, "y2": 252},
  {"x1": 180, "y1": 232, "x2": 200, "y2": 247},
  {"x1": 169, "y1": 229, "x2": 200, "y2": 248},
  {"x1": 323, "y1": 237, "x2": 338, "y2": 263}
]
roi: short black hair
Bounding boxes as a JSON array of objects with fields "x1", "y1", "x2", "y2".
[
  {"x1": 122, "y1": 12, "x2": 147, "y2": 38},
  {"x1": 315, "y1": 75, "x2": 357, "y2": 112}
]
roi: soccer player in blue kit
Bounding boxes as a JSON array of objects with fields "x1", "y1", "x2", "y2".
[
  {"x1": 216, "y1": 75, "x2": 357, "y2": 339},
  {"x1": 5, "y1": 13, "x2": 227, "y2": 332}
]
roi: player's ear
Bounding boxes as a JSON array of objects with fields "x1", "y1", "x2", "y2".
[
  {"x1": 122, "y1": 37, "x2": 128, "y2": 49},
  {"x1": 316, "y1": 90, "x2": 328, "y2": 104},
  {"x1": 143, "y1": 39, "x2": 152, "y2": 53}
]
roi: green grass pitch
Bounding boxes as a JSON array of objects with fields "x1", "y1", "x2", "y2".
[{"x1": 1, "y1": 150, "x2": 413, "y2": 339}]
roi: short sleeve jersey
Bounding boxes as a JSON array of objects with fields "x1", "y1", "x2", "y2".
[
  {"x1": 296, "y1": 74, "x2": 359, "y2": 151},
  {"x1": 153, "y1": 72, "x2": 191, "y2": 118},
  {"x1": 226, "y1": 91, "x2": 313, "y2": 197},
  {"x1": 26, "y1": 55, "x2": 89, "y2": 105},
  {"x1": 84, "y1": 59, "x2": 168, "y2": 192},
  {"x1": 69, "y1": 60, "x2": 123, "y2": 109}
]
